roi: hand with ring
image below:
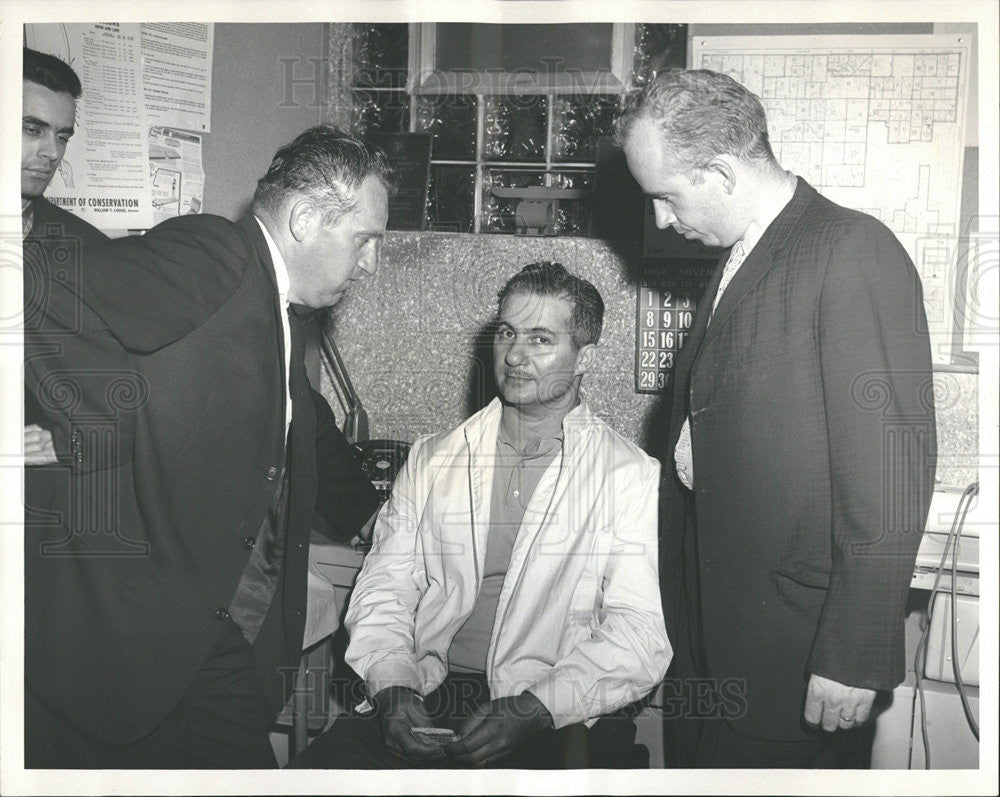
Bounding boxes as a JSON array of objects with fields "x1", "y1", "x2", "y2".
[{"x1": 803, "y1": 674, "x2": 876, "y2": 732}]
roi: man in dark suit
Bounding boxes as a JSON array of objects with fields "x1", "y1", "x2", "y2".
[
  {"x1": 22, "y1": 47, "x2": 108, "y2": 466},
  {"x1": 616, "y1": 69, "x2": 936, "y2": 767},
  {"x1": 24, "y1": 126, "x2": 394, "y2": 768}
]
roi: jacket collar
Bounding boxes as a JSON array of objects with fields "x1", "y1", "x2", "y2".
[
  {"x1": 236, "y1": 214, "x2": 279, "y2": 294},
  {"x1": 464, "y1": 396, "x2": 596, "y2": 452}
]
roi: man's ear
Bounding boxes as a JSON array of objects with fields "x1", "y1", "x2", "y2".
[
  {"x1": 574, "y1": 343, "x2": 597, "y2": 375},
  {"x1": 288, "y1": 198, "x2": 318, "y2": 243},
  {"x1": 705, "y1": 156, "x2": 737, "y2": 194}
]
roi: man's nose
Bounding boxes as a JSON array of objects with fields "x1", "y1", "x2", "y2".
[
  {"x1": 504, "y1": 340, "x2": 526, "y2": 366},
  {"x1": 37, "y1": 132, "x2": 62, "y2": 163},
  {"x1": 652, "y1": 199, "x2": 676, "y2": 230},
  {"x1": 358, "y1": 239, "x2": 380, "y2": 276}
]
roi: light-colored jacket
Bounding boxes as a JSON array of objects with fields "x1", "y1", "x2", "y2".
[{"x1": 345, "y1": 398, "x2": 671, "y2": 728}]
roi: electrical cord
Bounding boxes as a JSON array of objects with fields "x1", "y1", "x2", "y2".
[
  {"x1": 911, "y1": 481, "x2": 979, "y2": 768},
  {"x1": 949, "y1": 483, "x2": 979, "y2": 740}
]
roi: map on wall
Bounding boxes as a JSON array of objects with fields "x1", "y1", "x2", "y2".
[{"x1": 691, "y1": 34, "x2": 971, "y2": 365}]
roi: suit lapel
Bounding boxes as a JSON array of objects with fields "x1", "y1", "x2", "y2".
[
  {"x1": 695, "y1": 178, "x2": 815, "y2": 352},
  {"x1": 668, "y1": 251, "x2": 727, "y2": 440}
]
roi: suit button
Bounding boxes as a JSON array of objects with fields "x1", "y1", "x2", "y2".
[
  {"x1": 215, "y1": 608, "x2": 231, "y2": 621},
  {"x1": 242, "y1": 536, "x2": 256, "y2": 549},
  {"x1": 266, "y1": 466, "x2": 279, "y2": 480}
]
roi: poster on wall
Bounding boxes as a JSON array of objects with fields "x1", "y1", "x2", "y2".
[
  {"x1": 148, "y1": 126, "x2": 205, "y2": 226},
  {"x1": 141, "y1": 23, "x2": 214, "y2": 132},
  {"x1": 24, "y1": 22, "x2": 154, "y2": 229}
]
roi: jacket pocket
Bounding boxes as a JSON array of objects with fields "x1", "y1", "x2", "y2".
[{"x1": 770, "y1": 560, "x2": 830, "y2": 590}]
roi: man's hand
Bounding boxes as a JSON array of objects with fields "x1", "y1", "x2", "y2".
[
  {"x1": 803, "y1": 673, "x2": 876, "y2": 732},
  {"x1": 374, "y1": 685, "x2": 447, "y2": 763},
  {"x1": 445, "y1": 691, "x2": 553, "y2": 767},
  {"x1": 24, "y1": 424, "x2": 58, "y2": 466}
]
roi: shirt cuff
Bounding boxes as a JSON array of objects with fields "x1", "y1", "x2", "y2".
[{"x1": 363, "y1": 660, "x2": 423, "y2": 699}]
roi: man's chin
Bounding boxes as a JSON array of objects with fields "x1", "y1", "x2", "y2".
[{"x1": 496, "y1": 381, "x2": 533, "y2": 406}]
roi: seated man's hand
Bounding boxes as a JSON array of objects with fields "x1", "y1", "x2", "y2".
[
  {"x1": 445, "y1": 691, "x2": 552, "y2": 767},
  {"x1": 374, "y1": 685, "x2": 447, "y2": 763},
  {"x1": 24, "y1": 424, "x2": 58, "y2": 466}
]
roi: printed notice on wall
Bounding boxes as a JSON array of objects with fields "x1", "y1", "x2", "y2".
[
  {"x1": 25, "y1": 23, "x2": 154, "y2": 229},
  {"x1": 141, "y1": 23, "x2": 214, "y2": 132},
  {"x1": 149, "y1": 127, "x2": 205, "y2": 226}
]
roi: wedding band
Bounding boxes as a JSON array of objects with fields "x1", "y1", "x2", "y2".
[{"x1": 839, "y1": 712, "x2": 855, "y2": 721}]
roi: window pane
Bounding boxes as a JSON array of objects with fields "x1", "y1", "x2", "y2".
[
  {"x1": 633, "y1": 24, "x2": 687, "y2": 86},
  {"x1": 483, "y1": 96, "x2": 547, "y2": 162},
  {"x1": 435, "y1": 23, "x2": 614, "y2": 74},
  {"x1": 551, "y1": 171, "x2": 593, "y2": 235},
  {"x1": 414, "y1": 95, "x2": 478, "y2": 161},
  {"x1": 352, "y1": 23, "x2": 409, "y2": 89},
  {"x1": 352, "y1": 90, "x2": 409, "y2": 136},
  {"x1": 553, "y1": 95, "x2": 619, "y2": 163},
  {"x1": 427, "y1": 166, "x2": 476, "y2": 233},
  {"x1": 481, "y1": 169, "x2": 546, "y2": 234}
]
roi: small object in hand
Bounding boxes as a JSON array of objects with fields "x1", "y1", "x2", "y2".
[{"x1": 410, "y1": 727, "x2": 458, "y2": 746}]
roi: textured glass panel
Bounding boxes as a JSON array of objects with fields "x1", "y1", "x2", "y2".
[
  {"x1": 553, "y1": 95, "x2": 619, "y2": 163},
  {"x1": 351, "y1": 90, "x2": 409, "y2": 137},
  {"x1": 481, "y1": 169, "x2": 546, "y2": 234},
  {"x1": 633, "y1": 24, "x2": 687, "y2": 87},
  {"x1": 427, "y1": 166, "x2": 476, "y2": 233},
  {"x1": 483, "y1": 96, "x2": 546, "y2": 162},
  {"x1": 352, "y1": 23, "x2": 409, "y2": 89},
  {"x1": 414, "y1": 95, "x2": 477, "y2": 161},
  {"x1": 550, "y1": 171, "x2": 593, "y2": 235}
]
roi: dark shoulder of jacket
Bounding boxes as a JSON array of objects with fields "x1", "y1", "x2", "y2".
[
  {"x1": 79, "y1": 215, "x2": 258, "y2": 353},
  {"x1": 793, "y1": 187, "x2": 898, "y2": 248},
  {"x1": 31, "y1": 198, "x2": 108, "y2": 245}
]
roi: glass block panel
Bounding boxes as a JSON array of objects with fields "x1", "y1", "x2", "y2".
[
  {"x1": 481, "y1": 169, "x2": 546, "y2": 234},
  {"x1": 352, "y1": 23, "x2": 409, "y2": 89},
  {"x1": 414, "y1": 95, "x2": 477, "y2": 161},
  {"x1": 632, "y1": 24, "x2": 687, "y2": 87},
  {"x1": 483, "y1": 96, "x2": 547, "y2": 162},
  {"x1": 427, "y1": 165, "x2": 476, "y2": 233},
  {"x1": 552, "y1": 95, "x2": 619, "y2": 163},
  {"x1": 550, "y1": 171, "x2": 593, "y2": 236},
  {"x1": 351, "y1": 90, "x2": 409, "y2": 137}
]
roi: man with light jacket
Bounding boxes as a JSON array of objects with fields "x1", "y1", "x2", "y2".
[{"x1": 290, "y1": 261, "x2": 670, "y2": 769}]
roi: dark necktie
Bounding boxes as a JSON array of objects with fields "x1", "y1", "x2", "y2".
[{"x1": 227, "y1": 304, "x2": 309, "y2": 644}]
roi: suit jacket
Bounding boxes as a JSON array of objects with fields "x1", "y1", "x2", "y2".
[
  {"x1": 659, "y1": 178, "x2": 936, "y2": 741},
  {"x1": 23, "y1": 197, "x2": 109, "y2": 432},
  {"x1": 24, "y1": 213, "x2": 378, "y2": 743}
]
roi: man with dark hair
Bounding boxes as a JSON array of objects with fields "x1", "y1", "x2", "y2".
[
  {"x1": 615, "y1": 69, "x2": 936, "y2": 767},
  {"x1": 290, "y1": 261, "x2": 670, "y2": 770},
  {"x1": 24, "y1": 126, "x2": 395, "y2": 768},
  {"x1": 22, "y1": 47, "x2": 107, "y2": 465}
]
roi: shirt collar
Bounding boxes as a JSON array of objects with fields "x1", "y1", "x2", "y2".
[
  {"x1": 253, "y1": 215, "x2": 290, "y2": 303},
  {"x1": 497, "y1": 404, "x2": 569, "y2": 457}
]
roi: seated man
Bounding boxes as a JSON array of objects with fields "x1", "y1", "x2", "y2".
[{"x1": 290, "y1": 261, "x2": 670, "y2": 769}]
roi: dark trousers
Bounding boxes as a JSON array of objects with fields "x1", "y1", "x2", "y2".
[
  {"x1": 288, "y1": 672, "x2": 645, "y2": 769},
  {"x1": 676, "y1": 715, "x2": 874, "y2": 768},
  {"x1": 25, "y1": 618, "x2": 278, "y2": 769}
]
